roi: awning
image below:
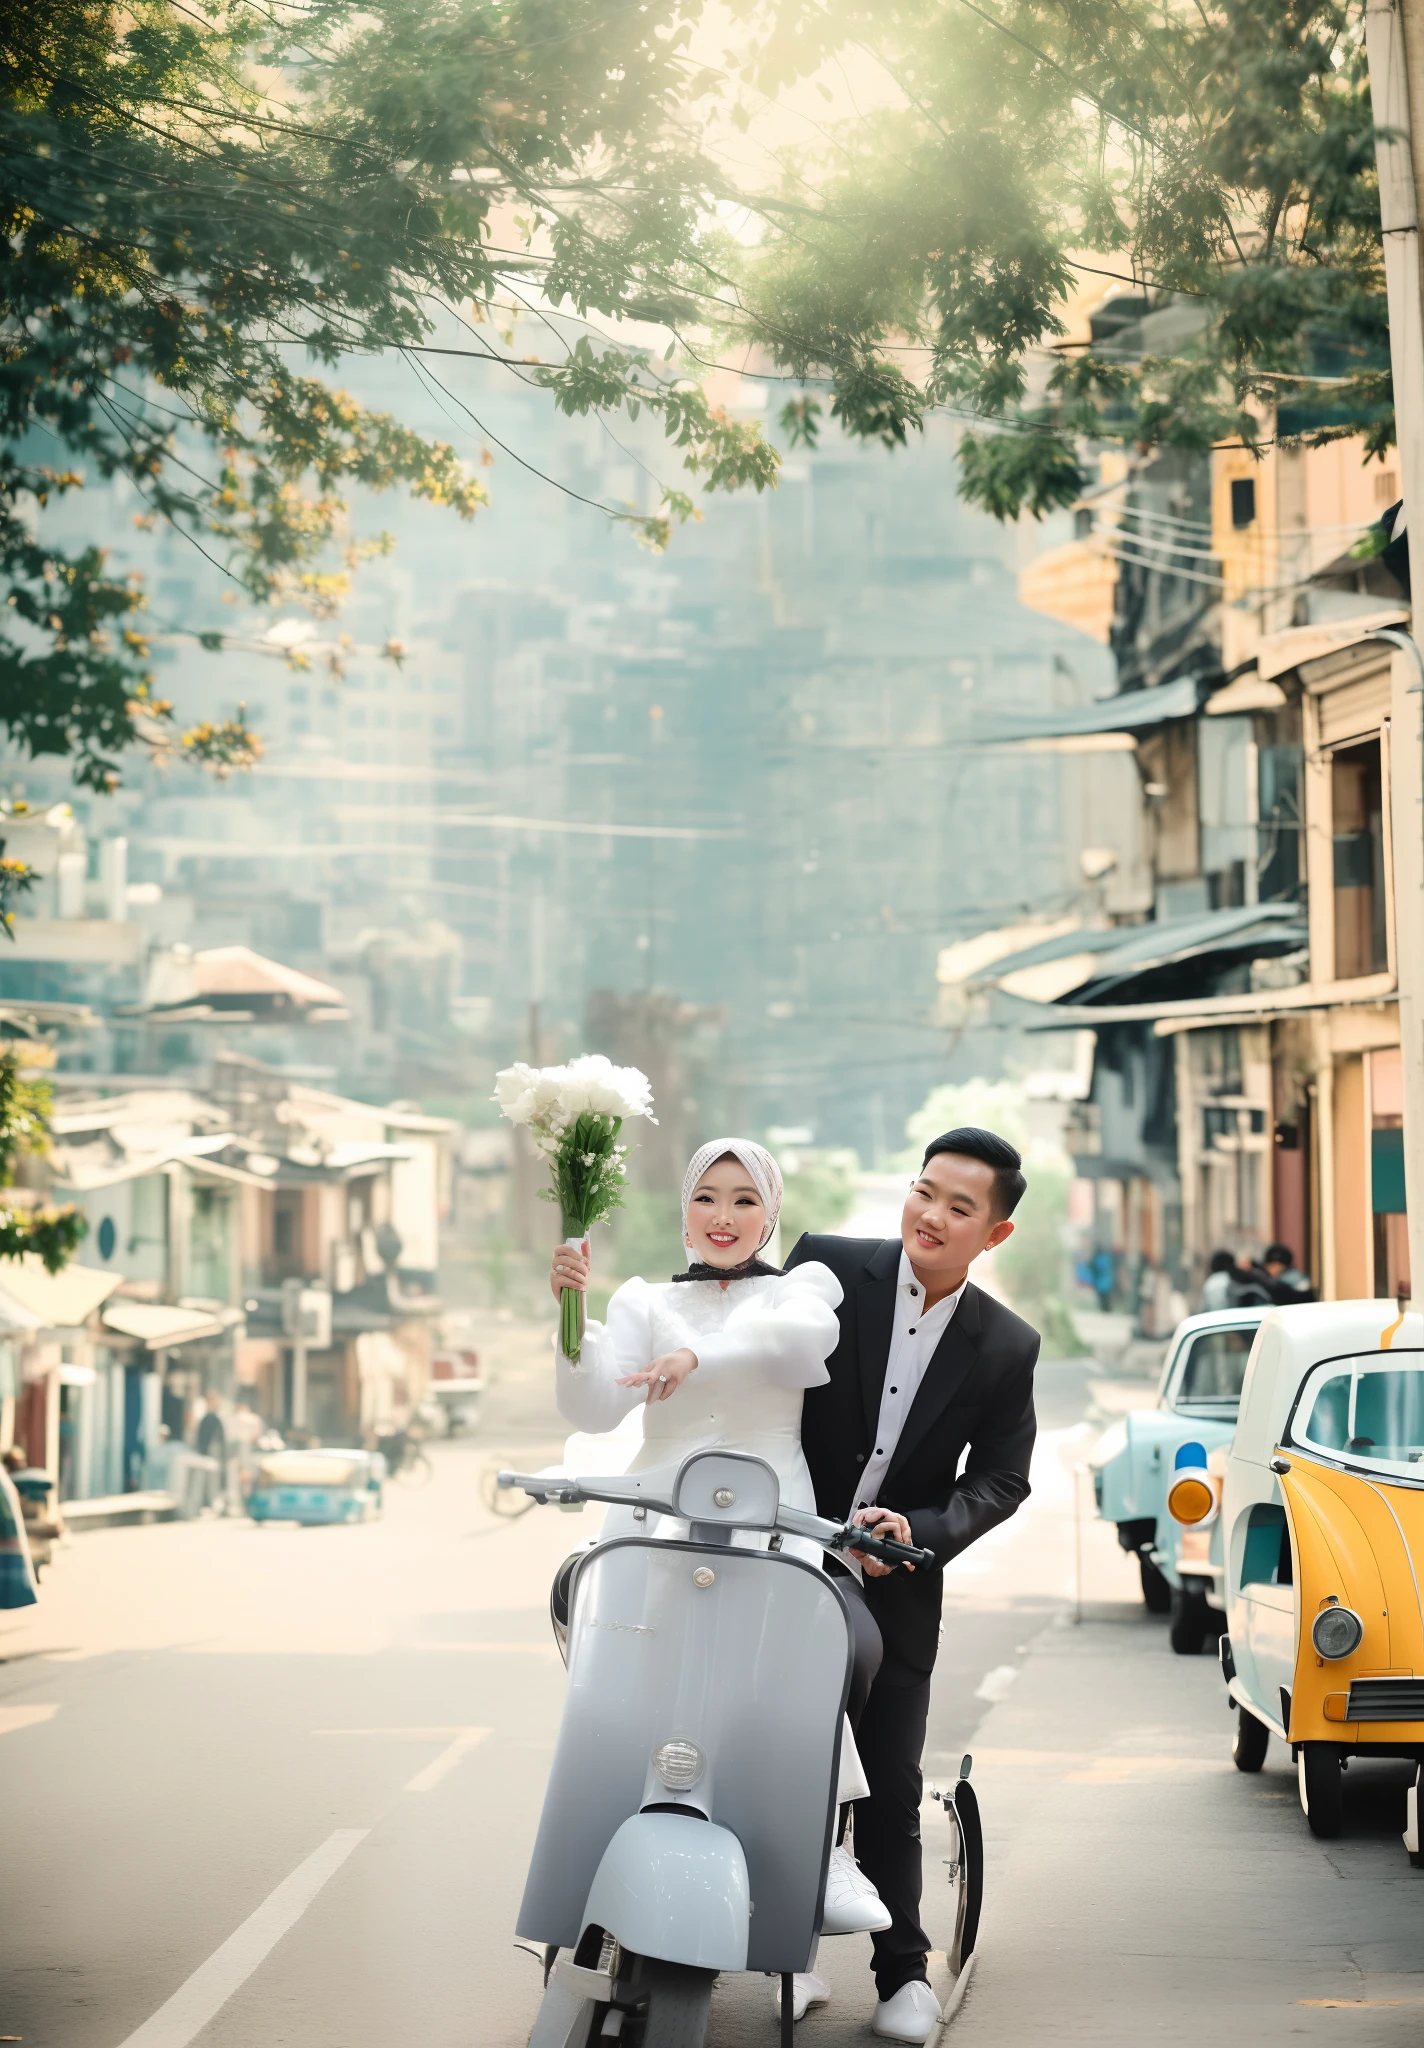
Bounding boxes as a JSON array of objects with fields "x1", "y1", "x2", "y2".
[
  {"x1": 1204, "y1": 674, "x2": 1288, "y2": 715},
  {"x1": 1018, "y1": 975, "x2": 1395, "y2": 1032},
  {"x1": 101, "y1": 1301, "x2": 225, "y2": 1350},
  {"x1": 968, "y1": 672, "x2": 1211, "y2": 748},
  {"x1": 1254, "y1": 609, "x2": 1408, "y2": 682},
  {"x1": 936, "y1": 915, "x2": 1084, "y2": 989},
  {"x1": 0, "y1": 1259, "x2": 121, "y2": 1334},
  {"x1": 973, "y1": 901, "x2": 1308, "y2": 1009}
]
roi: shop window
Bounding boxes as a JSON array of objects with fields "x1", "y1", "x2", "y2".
[
  {"x1": 271, "y1": 1193, "x2": 304, "y2": 1280},
  {"x1": 1193, "y1": 1028, "x2": 1243, "y2": 1098},
  {"x1": 1332, "y1": 739, "x2": 1387, "y2": 979},
  {"x1": 189, "y1": 1186, "x2": 231, "y2": 1301},
  {"x1": 1257, "y1": 743, "x2": 1302, "y2": 902}
]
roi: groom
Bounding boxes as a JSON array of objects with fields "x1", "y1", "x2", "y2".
[{"x1": 785, "y1": 1126, "x2": 1039, "y2": 2043}]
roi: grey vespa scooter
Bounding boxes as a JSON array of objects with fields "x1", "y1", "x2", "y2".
[{"x1": 499, "y1": 1447, "x2": 936, "y2": 2048}]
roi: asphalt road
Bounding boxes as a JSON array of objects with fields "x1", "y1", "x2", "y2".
[
  {"x1": 18, "y1": 1338, "x2": 1405, "y2": 2048},
  {"x1": 0, "y1": 1334, "x2": 1106, "y2": 2048}
]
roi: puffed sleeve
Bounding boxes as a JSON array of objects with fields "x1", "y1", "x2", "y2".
[
  {"x1": 555, "y1": 1278, "x2": 669, "y2": 1433},
  {"x1": 688, "y1": 1262, "x2": 843, "y2": 1389}
]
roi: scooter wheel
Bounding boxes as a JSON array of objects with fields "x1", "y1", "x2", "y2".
[{"x1": 622, "y1": 1957, "x2": 715, "y2": 2047}]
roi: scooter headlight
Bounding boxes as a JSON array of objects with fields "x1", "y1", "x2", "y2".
[
  {"x1": 1311, "y1": 1603, "x2": 1364, "y2": 1661},
  {"x1": 652, "y1": 1739, "x2": 706, "y2": 1790}
]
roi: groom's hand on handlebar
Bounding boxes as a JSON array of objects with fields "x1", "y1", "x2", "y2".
[
  {"x1": 550, "y1": 1240, "x2": 590, "y2": 1305},
  {"x1": 850, "y1": 1505, "x2": 916, "y2": 1576},
  {"x1": 617, "y1": 1347, "x2": 699, "y2": 1402}
]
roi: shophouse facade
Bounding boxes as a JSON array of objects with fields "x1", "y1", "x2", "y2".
[{"x1": 952, "y1": 284, "x2": 1411, "y2": 1316}]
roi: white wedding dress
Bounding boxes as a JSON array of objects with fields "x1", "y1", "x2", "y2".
[
  {"x1": 555, "y1": 1264, "x2": 842, "y2": 1564},
  {"x1": 554, "y1": 1261, "x2": 874, "y2": 1810}
]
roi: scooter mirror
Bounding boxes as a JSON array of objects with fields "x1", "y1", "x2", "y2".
[{"x1": 671, "y1": 1450, "x2": 781, "y2": 1529}]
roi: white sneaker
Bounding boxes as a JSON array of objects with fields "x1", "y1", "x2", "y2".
[
  {"x1": 774, "y1": 1970, "x2": 830, "y2": 2022},
  {"x1": 820, "y1": 1843, "x2": 893, "y2": 1934},
  {"x1": 872, "y1": 1979, "x2": 943, "y2": 2043}
]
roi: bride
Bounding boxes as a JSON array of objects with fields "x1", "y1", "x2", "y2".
[{"x1": 548, "y1": 1136, "x2": 892, "y2": 1991}]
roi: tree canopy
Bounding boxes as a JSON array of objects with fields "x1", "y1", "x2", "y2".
[
  {"x1": 0, "y1": 1051, "x2": 85, "y2": 1269},
  {"x1": 1, "y1": 0, "x2": 783, "y2": 790},
  {"x1": 1, "y1": 0, "x2": 1388, "y2": 793},
  {"x1": 732, "y1": 0, "x2": 1385, "y2": 518}
]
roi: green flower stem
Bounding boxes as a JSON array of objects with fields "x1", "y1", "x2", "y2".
[{"x1": 560, "y1": 1229, "x2": 587, "y2": 1363}]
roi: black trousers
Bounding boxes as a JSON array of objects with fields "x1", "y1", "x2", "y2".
[
  {"x1": 853, "y1": 1669, "x2": 933, "y2": 1999},
  {"x1": 828, "y1": 1566, "x2": 933, "y2": 1998}
]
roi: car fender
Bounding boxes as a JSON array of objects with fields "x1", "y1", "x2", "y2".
[{"x1": 582, "y1": 1812, "x2": 750, "y2": 1971}]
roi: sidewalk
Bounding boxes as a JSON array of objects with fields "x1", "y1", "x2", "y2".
[{"x1": 950, "y1": 1605, "x2": 1424, "y2": 2043}]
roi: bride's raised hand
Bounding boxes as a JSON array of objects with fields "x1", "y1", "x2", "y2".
[
  {"x1": 617, "y1": 1347, "x2": 699, "y2": 1403},
  {"x1": 550, "y1": 1239, "x2": 590, "y2": 1305}
]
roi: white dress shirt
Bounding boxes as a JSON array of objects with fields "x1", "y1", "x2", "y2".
[{"x1": 852, "y1": 1251, "x2": 967, "y2": 1516}]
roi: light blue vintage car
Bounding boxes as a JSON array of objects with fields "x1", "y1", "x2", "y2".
[
  {"x1": 245, "y1": 1447, "x2": 385, "y2": 1525},
  {"x1": 1090, "y1": 1308, "x2": 1265, "y2": 1652}
]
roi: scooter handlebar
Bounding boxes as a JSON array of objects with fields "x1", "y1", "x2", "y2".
[
  {"x1": 835, "y1": 1524, "x2": 938, "y2": 1570},
  {"x1": 495, "y1": 1470, "x2": 675, "y2": 1514},
  {"x1": 495, "y1": 1472, "x2": 936, "y2": 1569}
]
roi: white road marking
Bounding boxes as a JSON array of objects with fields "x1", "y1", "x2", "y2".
[
  {"x1": 404, "y1": 1727, "x2": 490, "y2": 1792},
  {"x1": 315, "y1": 1725, "x2": 492, "y2": 1792},
  {"x1": 115, "y1": 1829, "x2": 367, "y2": 2048},
  {"x1": 0, "y1": 1704, "x2": 58, "y2": 1734},
  {"x1": 973, "y1": 1665, "x2": 1020, "y2": 1703}
]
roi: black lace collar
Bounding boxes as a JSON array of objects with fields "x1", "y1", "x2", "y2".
[{"x1": 672, "y1": 1256, "x2": 783, "y2": 1283}]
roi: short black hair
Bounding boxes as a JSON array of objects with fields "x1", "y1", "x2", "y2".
[
  {"x1": 1208, "y1": 1249, "x2": 1236, "y2": 1273},
  {"x1": 1263, "y1": 1243, "x2": 1294, "y2": 1267},
  {"x1": 919, "y1": 1127, "x2": 1026, "y2": 1219}
]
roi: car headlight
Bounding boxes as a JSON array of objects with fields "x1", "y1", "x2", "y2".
[
  {"x1": 1311, "y1": 1603, "x2": 1364, "y2": 1661},
  {"x1": 651, "y1": 1739, "x2": 705, "y2": 1790}
]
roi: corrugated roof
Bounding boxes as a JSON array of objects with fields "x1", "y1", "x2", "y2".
[
  {"x1": 193, "y1": 947, "x2": 345, "y2": 1006},
  {"x1": 971, "y1": 901, "x2": 1305, "y2": 994},
  {"x1": 968, "y1": 672, "x2": 1208, "y2": 745}
]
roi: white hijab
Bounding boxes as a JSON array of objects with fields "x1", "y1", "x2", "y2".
[{"x1": 680, "y1": 1138, "x2": 783, "y2": 1253}]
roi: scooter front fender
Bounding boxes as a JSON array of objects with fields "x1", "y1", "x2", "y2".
[{"x1": 582, "y1": 1812, "x2": 749, "y2": 1971}]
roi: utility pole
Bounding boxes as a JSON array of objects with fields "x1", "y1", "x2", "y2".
[{"x1": 1364, "y1": 0, "x2": 1424, "y2": 1295}]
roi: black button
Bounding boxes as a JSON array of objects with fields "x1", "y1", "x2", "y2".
[
  {"x1": 889, "y1": 1387, "x2": 897, "y2": 1394},
  {"x1": 908, "y1": 1327, "x2": 916, "y2": 1335},
  {"x1": 876, "y1": 1448, "x2": 883, "y2": 1455},
  {"x1": 855, "y1": 1453, "x2": 864, "y2": 1463}
]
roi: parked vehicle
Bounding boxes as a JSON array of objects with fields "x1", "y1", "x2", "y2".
[
  {"x1": 499, "y1": 1448, "x2": 944, "y2": 2048},
  {"x1": 1212, "y1": 1297, "x2": 1424, "y2": 1841},
  {"x1": 245, "y1": 1448, "x2": 384, "y2": 1525},
  {"x1": 1089, "y1": 1308, "x2": 1264, "y2": 1650},
  {"x1": 429, "y1": 1338, "x2": 485, "y2": 1434}
]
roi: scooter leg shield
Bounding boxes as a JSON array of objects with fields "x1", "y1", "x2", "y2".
[{"x1": 581, "y1": 1812, "x2": 750, "y2": 1971}]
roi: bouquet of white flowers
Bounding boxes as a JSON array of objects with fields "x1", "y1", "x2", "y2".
[{"x1": 493, "y1": 1053, "x2": 657, "y2": 1362}]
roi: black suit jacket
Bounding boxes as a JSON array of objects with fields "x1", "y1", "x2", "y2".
[{"x1": 784, "y1": 1233, "x2": 1040, "y2": 1677}]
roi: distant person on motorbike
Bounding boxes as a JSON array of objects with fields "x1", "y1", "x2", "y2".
[{"x1": 550, "y1": 1136, "x2": 894, "y2": 1965}]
